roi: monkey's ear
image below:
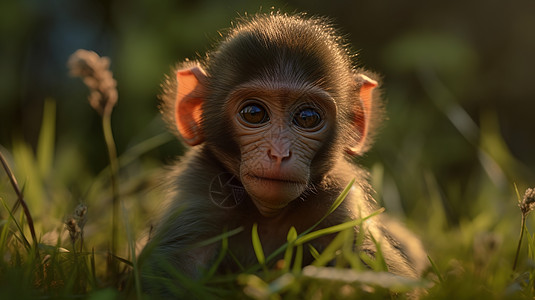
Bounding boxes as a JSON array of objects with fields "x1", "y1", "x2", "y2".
[
  {"x1": 175, "y1": 66, "x2": 207, "y2": 146},
  {"x1": 346, "y1": 74, "x2": 378, "y2": 156}
]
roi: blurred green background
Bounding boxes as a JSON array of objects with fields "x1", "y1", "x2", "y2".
[{"x1": 1, "y1": 0, "x2": 534, "y2": 234}]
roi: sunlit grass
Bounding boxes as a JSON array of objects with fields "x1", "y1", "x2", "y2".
[
  {"x1": 1, "y1": 113, "x2": 534, "y2": 298},
  {"x1": 0, "y1": 60, "x2": 534, "y2": 298}
]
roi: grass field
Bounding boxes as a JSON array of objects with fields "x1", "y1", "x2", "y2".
[{"x1": 0, "y1": 53, "x2": 534, "y2": 299}]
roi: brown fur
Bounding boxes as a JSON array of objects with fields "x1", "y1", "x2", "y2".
[{"x1": 140, "y1": 13, "x2": 426, "y2": 297}]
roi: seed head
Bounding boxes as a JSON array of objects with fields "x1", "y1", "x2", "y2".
[
  {"x1": 68, "y1": 49, "x2": 117, "y2": 115},
  {"x1": 65, "y1": 217, "x2": 80, "y2": 245},
  {"x1": 520, "y1": 188, "x2": 535, "y2": 216},
  {"x1": 64, "y1": 204, "x2": 88, "y2": 248},
  {"x1": 74, "y1": 203, "x2": 87, "y2": 232}
]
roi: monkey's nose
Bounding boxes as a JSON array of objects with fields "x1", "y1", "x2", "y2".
[{"x1": 267, "y1": 148, "x2": 291, "y2": 165}]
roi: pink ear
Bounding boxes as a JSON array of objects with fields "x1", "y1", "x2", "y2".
[
  {"x1": 175, "y1": 66, "x2": 207, "y2": 146},
  {"x1": 346, "y1": 74, "x2": 378, "y2": 156}
]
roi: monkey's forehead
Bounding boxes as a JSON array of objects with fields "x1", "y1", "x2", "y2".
[{"x1": 208, "y1": 39, "x2": 351, "y2": 95}]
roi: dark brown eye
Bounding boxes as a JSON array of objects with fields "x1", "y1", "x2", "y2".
[
  {"x1": 293, "y1": 108, "x2": 322, "y2": 129},
  {"x1": 240, "y1": 103, "x2": 269, "y2": 124}
]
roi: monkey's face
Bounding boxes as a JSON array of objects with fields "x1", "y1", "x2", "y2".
[
  {"x1": 226, "y1": 81, "x2": 337, "y2": 217},
  {"x1": 168, "y1": 15, "x2": 378, "y2": 218}
]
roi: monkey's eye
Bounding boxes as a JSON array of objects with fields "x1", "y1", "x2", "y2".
[
  {"x1": 239, "y1": 103, "x2": 270, "y2": 125},
  {"x1": 293, "y1": 107, "x2": 322, "y2": 129}
]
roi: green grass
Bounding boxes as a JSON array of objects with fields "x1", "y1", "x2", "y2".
[
  {"x1": 1, "y1": 67, "x2": 535, "y2": 299},
  {"x1": 0, "y1": 103, "x2": 533, "y2": 300}
]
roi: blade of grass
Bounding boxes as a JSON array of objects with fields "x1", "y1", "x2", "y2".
[
  {"x1": 343, "y1": 244, "x2": 364, "y2": 270},
  {"x1": 526, "y1": 228, "x2": 535, "y2": 262},
  {"x1": 427, "y1": 255, "x2": 444, "y2": 283},
  {"x1": 513, "y1": 213, "x2": 527, "y2": 271},
  {"x1": 0, "y1": 150, "x2": 37, "y2": 246},
  {"x1": 108, "y1": 252, "x2": 134, "y2": 267},
  {"x1": 10, "y1": 140, "x2": 45, "y2": 213},
  {"x1": 191, "y1": 227, "x2": 243, "y2": 249},
  {"x1": 287, "y1": 227, "x2": 297, "y2": 243},
  {"x1": 302, "y1": 266, "x2": 429, "y2": 292},
  {"x1": 0, "y1": 197, "x2": 30, "y2": 250},
  {"x1": 341, "y1": 227, "x2": 363, "y2": 270},
  {"x1": 295, "y1": 208, "x2": 385, "y2": 246},
  {"x1": 121, "y1": 195, "x2": 142, "y2": 300},
  {"x1": 252, "y1": 223, "x2": 265, "y2": 266},
  {"x1": 204, "y1": 233, "x2": 229, "y2": 279},
  {"x1": 292, "y1": 244, "x2": 303, "y2": 274},
  {"x1": 359, "y1": 251, "x2": 377, "y2": 271},
  {"x1": 368, "y1": 231, "x2": 388, "y2": 272},
  {"x1": 0, "y1": 213, "x2": 12, "y2": 253},
  {"x1": 282, "y1": 227, "x2": 297, "y2": 272},
  {"x1": 311, "y1": 228, "x2": 352, "y2": 267},
  {"x1": 226, "y1": 248, "x2": 245, "y2": 271},
  {"x1": 91, "y1": 248, "x2": 97, "y2": 288},
  {"x1": 308, "y1": 244, "x2": 320, "y2": 261},
  {"x1": 37, "y1": 98, "x2": 56, "y2": 177}
]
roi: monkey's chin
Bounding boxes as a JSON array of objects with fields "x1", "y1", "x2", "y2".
[
  {"x1": 252, "y1": 202, "x2": 286, "y2": 218},
  {"x1": 243, "y1": 176, "x2": 306, "y2": 217}
]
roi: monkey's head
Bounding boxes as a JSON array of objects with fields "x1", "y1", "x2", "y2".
[{"x1": 162, "y1": 13, "x2": 379, "y2": 217}]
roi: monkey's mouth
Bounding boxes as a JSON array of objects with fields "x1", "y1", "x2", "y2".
[{"x1": 249, "y1": 175, "x2": 304, "y2": 185}]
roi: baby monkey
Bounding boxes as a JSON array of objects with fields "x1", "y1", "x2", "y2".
[{"x1": 140, "y1": 12, "x2": 427, "y2": 296}]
